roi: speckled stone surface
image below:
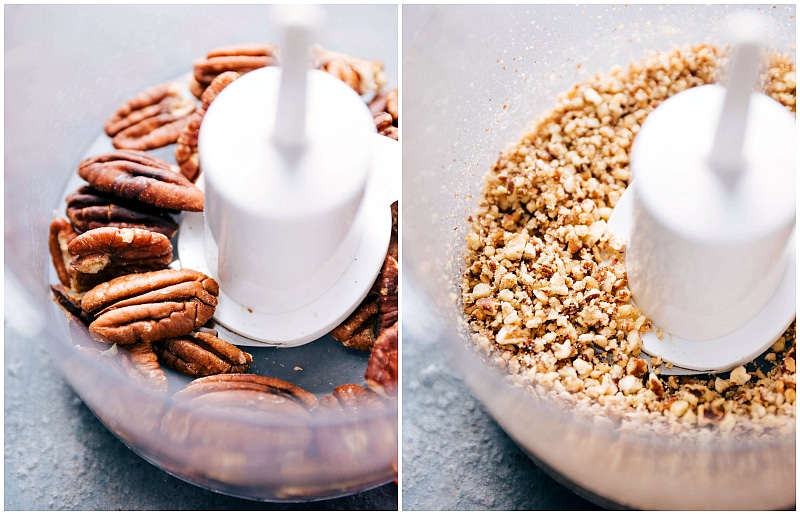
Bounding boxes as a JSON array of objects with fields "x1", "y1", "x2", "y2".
[{"x1": 401, "y1": 292, "x2": 601, "y2": 511}]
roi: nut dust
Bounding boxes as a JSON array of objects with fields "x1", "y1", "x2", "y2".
[{"x1": 461, "y1": 44, "x2": 796, "y2": 437}]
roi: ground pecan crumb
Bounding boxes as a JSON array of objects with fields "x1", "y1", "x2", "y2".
[{"x1": 462, "y1": 44, "x2": 796, "y2": 437}]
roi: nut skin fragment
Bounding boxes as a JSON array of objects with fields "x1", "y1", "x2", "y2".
[
  {"x1": 104, "y1": 80, "x2": 196, "y2": 151},
  {"x1": 81, "y1": 268, "x2": 219, "y2": 345},
  {"x1": 366, "y1": 322, "x2": 398, "y2": 398},
  {"x1": 66, "y1": 186, "x2": 179, "y2": 238},
  {"x1": 175, "y1": 71, "x2": 240, "y2": 182},
  {"x1": 153, "y1": 332, "x2": 253, "y2": 378},
  {"x1": 78, "y1": 150, "x2": 204, "y2": 212},
  {"x1": 48, "y1": 218, "x2": 78, "y2": 287}
]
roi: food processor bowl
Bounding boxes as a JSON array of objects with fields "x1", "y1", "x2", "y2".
[
  {"x1": 5, "y1": 4, "x2": 397, "y2": 501},
  {"x1": 402, "y1": 4, "x2": 795, "y2": 510}
]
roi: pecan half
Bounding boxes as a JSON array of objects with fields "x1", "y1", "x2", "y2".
[
  {"x1": 329, "y1": 383, "x2": 386, "y2": 411},
  {"x1": 50, "y1": 284, "x2": 92, "y2": 325},
  {"x1": 116, "y1": 342, "x2": 169, "y2": 393},
  {"x1": 78, "y1": 150, "x2": 204, "y2": 212},
  {"x1": 312, "y1": 45, "x2": 387, "y2": 96},
  {"x1": 173, "y1": 373, "x2": 319, "y2": 411},
  {"x1": 66, "y1": 185, "x2": 179, "y2": 238},
  {"x1": 153, "y1": 331, "x2": 253, "y2": 378},
  {"x1": 366, "y1": 322, "x2": 398, "y2": 398},
  {"x1": 175, "y1": 71, "x2": 240, "y2": 182},
  {"x1": 377, "y1": 255, "x2": 398, "y2": 333},
  {"x1": 67, "y1": 227, "x2": 173, "y2": 292},
  {"x1": 81, "y1": 268, "x2": 219, "y2": 345},
  {"x1": 331, "y1": 293, "x2": 378, "y2": 351},
  {"x1": 374, "y1": 111, "x2": 398, "y2": 140},
  {"x1": 104, "y1": 81, "x2": 196, "y2": 151},
  {"x1": 49, "y1": 218, "x2": 78, "y2": 287},
  {"x1": 191, "y1": 43, "x2": 278, "y2": 98}
]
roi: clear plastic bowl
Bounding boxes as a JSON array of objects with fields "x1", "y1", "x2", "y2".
[
  {"x1": 402, "y1": 4, "x2": 795, "y2": 510},
  {"x1": 5, "y1": 4, "x2": 397, "y2": 501}
]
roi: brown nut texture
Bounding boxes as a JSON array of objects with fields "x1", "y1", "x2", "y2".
[
  {"x1": 78, "y1": 150, "x2": 204, "y2": 212},
  {"x1": 81, "y1": 268, "x2": 219, "y2": 345},
  {"x1": 175, "y1": 71, "x2": 240, "y2": 182},
  {"x1": 366, "y1": 322, "x2": 398, "y2": 398},
  {"x1": 67, "y1": 227, "x2": 173, "y2": 292},
  {"x1": 66, "y1": 185, "x2": 179, "y2": 238},
  {"x1": 331, "y1": 294, "x2": 378, "y2": 351},
  {"x1": 377, "y1": 255, "x2": 399, "y2": 333},
  {"x1": 191, "y1": 43, "x2": 278, "y2": 98},
  {"x1": 173, "y1": 373, "x2": 319, "y2": 411},
  {"x1": 153, "y1": 331, "x2": 253, "y2": 378},
  {"x1": 312, "y1": 45, "x2": 387, "y2": 96},
  {"x1": 49, "y1": 218, "x2": 78, "y2": 287},
  {"x1": 374, "y1": 111, "x2": 398, "y2": 140},
  {"x1": 50, "y1": 284, "x2": 92, "y2": 325},
  {"x1": 104, "y1": 80, "x2": 196, "y2": 151}
]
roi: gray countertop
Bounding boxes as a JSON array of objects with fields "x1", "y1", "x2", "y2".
[{"x1": 3, "y1": 323, "x2": 397, "y2": 510}]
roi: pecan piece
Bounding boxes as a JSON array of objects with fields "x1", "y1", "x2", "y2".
[
  {"x1": 50, "y1": 284, "x2": 92, "y2": 325},
  {"x1": 67, "y1": 227, "x2": 173, "y2": 292},
  {"x1": 104, "y1": 80, "x2": 196, "y2": 151},
  {"x1": 153, "y1": 331, "x2": 253, "y2": 378},
  {"x1": 190, "y1": 43, "x2": 278, "y2": 98},
  {"x1": 81, "y1": 268, "x2": 219, "y2": 345},
  {"x1": 366, "y1": 322, "x2": 398, "y2": 398},
  {"x1": 66, "y1": 185, "x2": 179, "y2": 238},
  {"x1": 78, "y1": 150, "x2": 204, "y2": 212},
  {"x1": 378, "y1": 255, "x2": 399, "y2": 333},
  {"x1": 374, "y1": 111, "x2": 398, "y2": 140},
  {"x1": 173, "y1": 373, "x2": 318, "y2": 411},
  {"x1": 116, "y1": 342, "x2": 169, "y2": 393},
  {"x1": 48, "y1": 217, "x2": 78, "y2": 287},
  {"x1": 312, "y1": 45, "x2": 387, "y2": 96},
  {"x1": 175, "y1": 71, "x2": 240, "y2": 182},
  {"x1": 331, "y1": 294, "x2": 378, "y2": 351}
]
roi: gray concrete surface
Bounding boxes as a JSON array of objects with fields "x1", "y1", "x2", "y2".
[
  {"x1": 3, "y1": 322, "x2": 397, "y2": 510},
  {"x1": 401, "y1": 287, "x2": 601, "y2": 510}
]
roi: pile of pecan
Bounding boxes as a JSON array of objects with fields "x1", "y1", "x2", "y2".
[{"x1": 48, "y1": 41, "x2": 399, "y2": 464}]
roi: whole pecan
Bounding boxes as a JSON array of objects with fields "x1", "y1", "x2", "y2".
[
  {"x1": 66, "y1": 185, "x2": 179, "y2": 238},
  {"x1": 175, "y1": 71, "x2": 240, "y2": 182},
  {"x1": 78, "y1": 150, "x2": 204, "y2": 212},
  {"x1": 365, "y1": 322, "x2": 398, "y2": 398},
  {"x1": 104, "y1": 80, "x2": 196, "y2": 151},
  {"x1": 81, "y1": 268, "x2": 219, "y2": 345},
  {"x1": 153, "y1": 331, "x2": 253, "y2": 378},
  {"x1": 67, "y1": 226, "x2": 173, "y2": 292},
  {"x1": 312, "y1": 45, "x2": 387, "y2": 96},
  {"x1": 48, "y1": 218, "x2": 78, "y2": 287},
  {"x1": 190, "y1": 43, "x2": 278, "y2": 98}
]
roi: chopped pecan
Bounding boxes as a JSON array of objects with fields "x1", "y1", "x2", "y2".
[
  {"x1": 190, "y1": 43, "x2": 278, "y2": 98},
  {"x1": 81, "y1": 268, "x2": 219, "y2": 345},
  {"x1": 312, "y1": 45, "x2": 387, "y2": 96},
  {"x1": 48, "y1": 218, "x2": 78, "y2": 287},
  {"x1": 365, "y1": 322, "x2": 398, "y2": 398},
  {"x1": 66, "y1": 226, "x2": 173, "y2": 292},
  {"x1": 104, "y1": 81, "x2": 196, "y2": 151},
  {"x1": 66, "y1": 185, "x2": 179, "y2": 238},
  {"x1": 153, "y1": 331, "x2": 253, "y2": 378},
  {"x1": 175, "y1": 71, "x2": 240, "y2": 182},
  {"x1": 78, "y1": 150, "x2": 204, "y2": 212}
]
